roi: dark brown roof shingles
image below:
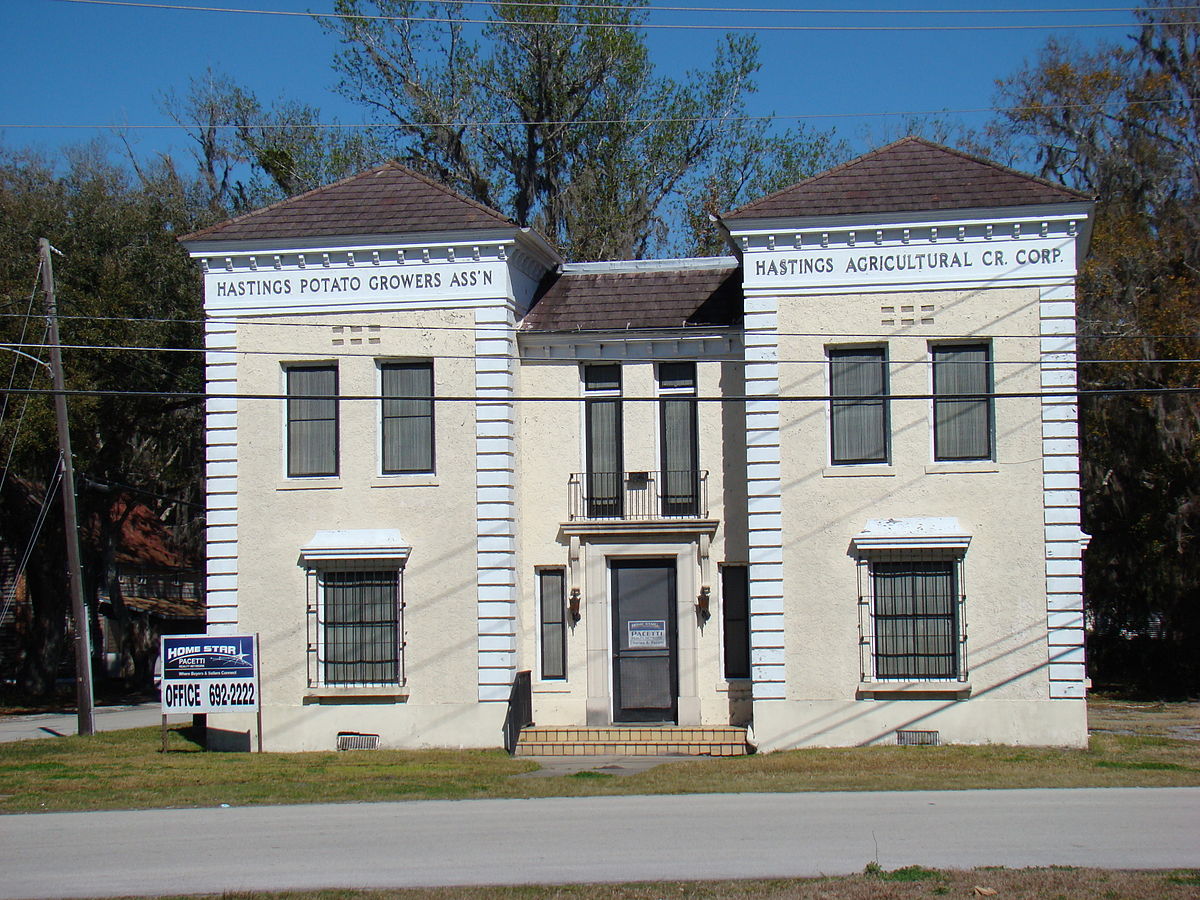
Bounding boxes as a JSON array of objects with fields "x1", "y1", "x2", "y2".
[
  {"x1": 181, "y1": 162, "x2": 513, "y2": 242},
  {"x1": 726, "y1": 137, "x2": 1090, "y2": 220},
  {"x1": 521, "y1": 266, "x2": 741, "y2": 332}
]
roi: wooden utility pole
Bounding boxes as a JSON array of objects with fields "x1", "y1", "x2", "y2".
[{"x1": 39, "y1": 238, "x2": 95, "y2": 737}]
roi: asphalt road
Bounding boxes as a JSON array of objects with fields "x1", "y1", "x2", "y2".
[
  {"x1": 0, "y1": 704, "x2": 170, "y2": 743},
  {"x1": 2, "y1": 788, "x2": 1197, "y2": 898}
]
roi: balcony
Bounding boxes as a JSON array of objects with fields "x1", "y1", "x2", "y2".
[{"x1": 567, "y1": 470, "x2": 708, "y2": 521}]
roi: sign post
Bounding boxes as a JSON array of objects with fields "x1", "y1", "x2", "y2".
[{"x1": 160, "y1": 634, "x2": 261, "y2": 751}]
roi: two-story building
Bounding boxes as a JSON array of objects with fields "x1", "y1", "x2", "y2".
[{"x1": 182, "y1": 137, "x2": 1093, "y2": 752}]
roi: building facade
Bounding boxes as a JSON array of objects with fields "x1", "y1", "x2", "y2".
[{"x1": 182, "y1": 138, "x2": 1093, "y2": 752}]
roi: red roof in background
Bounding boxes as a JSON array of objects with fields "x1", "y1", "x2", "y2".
[
  {"x1": 180, "y1": 162, "x2": 515, "y2": 243},
  {"x1": 725, "y1": 136, "x2": 1090, "y2": 221},
  {"x1": 90, "y1": 498, "x2": 194, "y2": 570}
]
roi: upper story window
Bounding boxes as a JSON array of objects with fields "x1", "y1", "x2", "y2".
[
  {"x1": 583, "y1": 364, "x2": 623, "y2": 518},
  {"x1": 380, "y1": 361, "x2": 435, "y2": 474},
  {"x1": 286, "y1": 364, "x2": 338, "y2": 477},
  {"x1": 658, "y1": 362, "x2": 699, "y2": 517},
  {"x1": 829, "y1": 347, "x2": 889, "y2": 465},
  {"x1": 932, "y1": 344, "x2": 993, "y2": 461}
]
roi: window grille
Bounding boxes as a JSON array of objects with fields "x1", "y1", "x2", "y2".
[
  {"x1": 829, "y1": 347, "x2": 889, "y2": 465},
  {"x1": 857, "y1": 548, "x2": 968, "y2": 682},
  {"x1": 306, "y1": 561, "x2": 405, "y2": 688}
]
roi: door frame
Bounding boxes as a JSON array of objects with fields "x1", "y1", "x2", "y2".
[{"x1": 609, "y1": 558, "x2": 679, "y2": 724}]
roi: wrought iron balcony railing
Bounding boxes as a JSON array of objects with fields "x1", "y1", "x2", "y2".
[{"x1": 567, "y1": 470, "x2": 708, "y2": 521}]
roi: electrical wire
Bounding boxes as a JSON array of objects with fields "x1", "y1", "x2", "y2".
[
  {"x1": 0, "y1": 261, "x2": 44, "y2": 443},
  {"x1": 0, "y1": 457, "x2": 64, "y2": 631},
  {"x1": 7, "y1": 95, "x2": 1197, "y2": 130},
  {"x1": 49, "y1": 0, "x2": 1200, "y2": 31},
  {"x1": 4, "y1": 336, "x2": 1199, "y2": 368},
  {"x1": 52, "y1": 0, "x2": 1200, "y2": 18},
  {"x1": 1, "y1": 385, "x2": 1195, "y2": 402}
]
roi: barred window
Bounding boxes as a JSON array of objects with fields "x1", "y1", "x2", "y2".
[
  {"x1": 871, "y1": 560, "x2": 960, "y2": 679},
  {"x1": 307, "y1": 566, "x2": 404, "y2": 687}
]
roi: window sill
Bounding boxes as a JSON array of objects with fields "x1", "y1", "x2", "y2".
[
  {"x1": 303, "y1": 687, "x2": 409, "y2": 705},
  {"x1": 278, "y1": 478, "x2": 342, "y2": 491},
  {"x1": 532, "y1": 683, "x2": 571, "y2": 694},
  {"x1": 925, "y1": 462, "x2": 998, "y2": 475},
  {"x1": 858, "y1": 681, "x2": 971, "y2": 699},
  {"x1": 371, "y1": 474, "x2": 439, "y2": 488},
  {"x1": 824, "y1": 465, "x2": 895, "y2": 478}
]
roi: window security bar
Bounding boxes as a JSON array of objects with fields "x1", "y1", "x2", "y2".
[
  {"x1": 857, "y1": 549, "x2": 968, "y2": 683},
  {"x1": 568, "y1": 470, "x2": 708, "y2": 521},
  {"x1": 306, "y1": 563, "x2": 405, "y2": 688}
]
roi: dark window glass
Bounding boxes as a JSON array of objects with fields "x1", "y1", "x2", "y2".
[
  {"x1": 381, "y1": 361, "x2": 434, "y2": 473},
  {"x1": 872, "y1": 560, "x2": 958, "y2": 679},
  {"x1": 539, "y1": 568, "x2": 566, "y2": 680},
  {"x1": 584, "y1": 365, "x2": 622, "y2": 517},
  {"x1": 287, "y1": 365, "x2": 338, "y2": 477},
  {"x1": 722, "y1": 565, "x2": 750, "y2": 679},
  {"x1": 829, "y1": 348, "x2": 888, "y2": 465},
  {"x1": 659, "y1": 362, "x2": 699, "y2": 516},
  {"x1": 323, "y1": 570, "x2": 400, "y2": 685},
  {"x1": 933, "y1": 344, "x2": 993, "y2": 461}
]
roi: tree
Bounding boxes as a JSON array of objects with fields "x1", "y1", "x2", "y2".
[
  {"x1": 0, "y1": 144, "x2": 212, "y2": 693},
  {"x1": 149, "y1": 69, "x2": 383, "y2": 216},
  {"x1": 987, "y1": 1, "x2": 1200, "y2": 694},
  {"x1": 320, "y1": 0, "x2": 841, "y2": 259}
]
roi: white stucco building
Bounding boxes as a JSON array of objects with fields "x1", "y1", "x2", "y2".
[{"x1": 182, "y1": 138, "x2": 1093, "y2": 753}]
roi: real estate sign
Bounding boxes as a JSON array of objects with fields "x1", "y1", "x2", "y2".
[{"x1": 160, "y1": 634, "x2": 259, "y2": 715}]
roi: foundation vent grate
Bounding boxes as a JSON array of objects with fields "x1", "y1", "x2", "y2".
[
  {"x1": 896, "y1": 729, "x2": 940, "y2": 747},
  {"x1": 337, "y1": 732, "x2": 380, "y2": 751}
]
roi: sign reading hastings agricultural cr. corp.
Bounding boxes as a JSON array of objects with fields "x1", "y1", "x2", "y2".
[
  {"x1": 160, "y1": 634, "x2": 259, "y2": 715},
  {"x1": 746, "y1": 236, "x2": 1076, "y2": 291}
]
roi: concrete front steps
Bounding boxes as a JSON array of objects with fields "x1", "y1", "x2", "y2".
[{"x1": 514, "y1": 725, "x2": 750, "y2": 757}]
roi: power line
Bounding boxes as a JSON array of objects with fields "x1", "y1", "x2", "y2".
[
  {"x1": 0, "y1": 457, "x2": 64, "y2": 634},
  {"x1": 53, "y1": 0, "x2": 1200, "y2": 18},
  {"x1": 1, "y1": 385, "x2": 1195, "y2": 402},
  {"x1": 51, "y1": 0, "x2": 1195, "y2": 31},
  {"x1": 7, "y1": 95, "x2": 1197, "y2": 131}
]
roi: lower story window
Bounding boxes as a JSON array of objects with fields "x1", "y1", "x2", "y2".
[
  {"x1": 306, "y1": 566, "x2": 405, "y2": 687},
  {"x1": 538, "y1": 568, "x2": 566, "y2": 680},
  {"x1": 859, "y1": 554, "x2": 965, "y2": 681}
]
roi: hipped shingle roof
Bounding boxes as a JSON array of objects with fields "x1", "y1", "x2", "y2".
[
  {"x1": 521, "y1": 264, "x2": 741, "y2": 332},
  {"x1": 180, "y1": 162, "x2": 513, "y2": 242},
  {"x1": 725, "y1": 137, "x2": 1090, "y2": 221}
]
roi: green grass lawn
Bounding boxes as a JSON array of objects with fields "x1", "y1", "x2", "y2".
[{"x1": 0, "y1": 700, "x2": 1197, "y2": 813}]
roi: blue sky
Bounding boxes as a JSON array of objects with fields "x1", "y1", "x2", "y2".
[{"x1": 0, "y1": 1, "x2": 1138, "y2": 168}]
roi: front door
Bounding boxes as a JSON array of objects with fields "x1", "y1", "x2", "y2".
[{"x1": 611, "y1": 560, "x2": 678, "y2": 723}]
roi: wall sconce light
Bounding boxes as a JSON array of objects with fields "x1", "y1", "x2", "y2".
[
  {"x1": 568, "y1": 588, "x2": 581, "y2": 624},
  {"x1": 696, "y1": 586, "x2": 711, "y2": 623}
]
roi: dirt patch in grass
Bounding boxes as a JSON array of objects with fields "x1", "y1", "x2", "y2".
[
  {"x1": 1089, "y1": 697, "x2": 1200, "y2": 742},
  {"x1": 138, "y1": 867, "x2": 1200, "y2": 899}
]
